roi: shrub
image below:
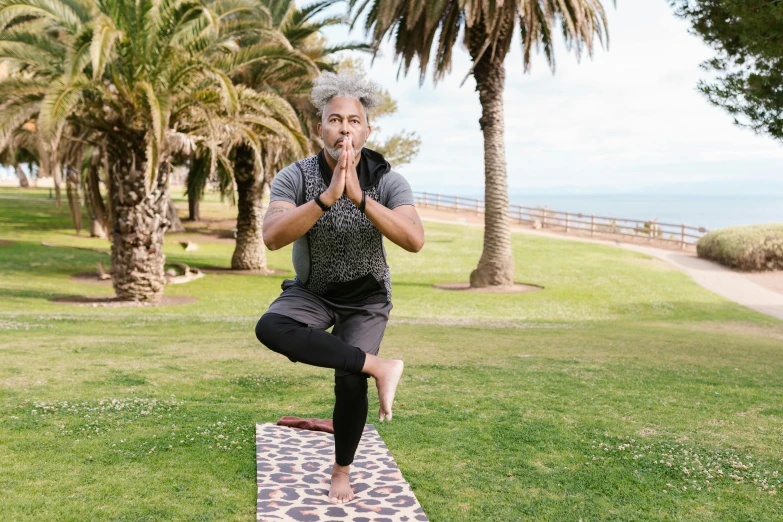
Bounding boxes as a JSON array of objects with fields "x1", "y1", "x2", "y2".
[{"x1": 697, "y1": 224, "x2": 783, "y2": 271}]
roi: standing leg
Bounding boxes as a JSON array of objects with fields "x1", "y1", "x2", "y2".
[
  {"x1": 328, "y1": 372, "x2": 369, "y2": 503},
  {"x1": 327, "y1": 301, "x2": 397, "y2": 504},
  {"x1": 333, "y1": 373, "x2": 369, "y2": 466}
]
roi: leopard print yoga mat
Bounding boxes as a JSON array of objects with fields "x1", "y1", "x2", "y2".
[{"x1": 257, "y1": 423, "x2": 428, "y2": 521}]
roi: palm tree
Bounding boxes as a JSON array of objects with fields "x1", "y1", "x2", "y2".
[
  {"x1": 223, "y1": 0, "x2": 365, "y2": 271},
  {"x1": 350, "y1": 0, "x2": 612, "y2": 287},
  {"x1": 0, "y1": 0, "x2": 304, "y2": 301}
]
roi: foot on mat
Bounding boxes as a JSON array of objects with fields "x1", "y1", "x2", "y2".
[{"x1": 329, "y1": 463, "x2": 354, "y2": 504}]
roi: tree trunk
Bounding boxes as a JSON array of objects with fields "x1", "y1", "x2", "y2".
[
  {"x1": 167, "y1": 196, "x2": 185, "y2": 233},
  {"x1": 108, "y1": 145, "x2": 170, "y2": 302},
  {"x1": 84, "y1": 155, "x2": 108, "y2": 238},
  {"x1": 231, "y1": 145, "x2": 268, "y2": 271},
  {"x1": 468, "y1": 36, "x2": 515, "y2": 287},
  {"x1": 15, "y1": 164, "x2": 29, "y2": 188},
  {"x1": 186, "y1": 155, "x2": 209, "y2": 221},
  {"x1": 65, "y1": 168, "x2": 83, "y2": 235},
  {"x1": 90, "y1": 218, "x2": 106, "y2": 238},
  {"x1": 188, "y1": 190, "x2": 200, "y2": 221}
]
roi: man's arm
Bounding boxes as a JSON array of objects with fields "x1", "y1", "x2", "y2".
[
  {"x1": 361, "y1": 200, "x2": 424, "y2": 253},
  {"x1": 262, "y1": 200, "x2": 324, "y2": 251},
  {"x1": 263, "y1": 145, "x2": 351, "y2": 251}
]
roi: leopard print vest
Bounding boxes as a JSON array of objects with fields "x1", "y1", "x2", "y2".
[{"x1": 294, "y1": 154, "x2": 392, "y2": 304}]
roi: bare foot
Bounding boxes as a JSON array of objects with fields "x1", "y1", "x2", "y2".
[
  {"x1": 328, "y1": 463, "x2": 354, "y2": 504},
  {"x1": 375, "y1": 359, "x2": 404, "y2": 422}
]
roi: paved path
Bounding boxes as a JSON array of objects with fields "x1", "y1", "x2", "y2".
[{"x1": 420, "y1": 212, "x2": 783, "y2": 322}]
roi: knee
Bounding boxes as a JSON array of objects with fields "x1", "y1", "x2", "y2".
[
  {"x1": 256, "y1": 313, "x2": 303, "y2": 363},
  {"x1": 335, "y1": 373, "x2": 368, "y2": 398},
  {"x1": 255, "y1": 314, "x2": 278, "y2": 347}
]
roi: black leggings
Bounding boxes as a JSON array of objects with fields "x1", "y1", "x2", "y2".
[{"x1": 255, "y1": 313, "x2": 369, "y2": 466}]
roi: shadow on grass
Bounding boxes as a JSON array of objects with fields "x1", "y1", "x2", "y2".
[{"x1": 0, "y1": 197, "x2": 84, "y2": 232}]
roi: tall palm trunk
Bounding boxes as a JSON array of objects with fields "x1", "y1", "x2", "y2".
[
  {"x1": 84, "y1": 155, "x2": 108, "y2": 238},
  {"x1": 15, "y1": 164, "x2": 29, "y2": 188},
  {"x1": 231, "y1": 145, "x2": 268, "y2": 271},
  {"x1": 108, "y1": 145, "x2": 170, "y2": 302},
  {"x1": 186, "y1": 157, "x2": 207, "y2": 221},
  {"x1": 468, "y1": 21, "x2": 515, "y2": 287},
  {"x1": 188, "y1": 190, "x2": 200, "y2": 221},
  {"x1": 65, "y1": 168, "x2": 83, "y2": 234}
]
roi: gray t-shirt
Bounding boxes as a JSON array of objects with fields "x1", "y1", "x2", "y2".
[{"x1": 269, "y1": 162, "x2": 415, "y2": 285}]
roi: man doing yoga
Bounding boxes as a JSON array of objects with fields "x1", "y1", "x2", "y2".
[{"x1": 255, "y1": 70, "x2": 424, "y2": 504}]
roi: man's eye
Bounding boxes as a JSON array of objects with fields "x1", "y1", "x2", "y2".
[{"x1": 351, "y1": 119, "x2": 360, "y2": 124}]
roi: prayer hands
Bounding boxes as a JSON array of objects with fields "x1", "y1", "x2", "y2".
[
  {"x1": 341, "y1": 139, "x2": 362, "y2": 206},
  {"x1": 322, "y1": 137, "x2": 360, "y2": 207}
]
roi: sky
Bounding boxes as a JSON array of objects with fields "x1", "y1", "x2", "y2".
[
  {"x1": 312, "y1": 1, "x2": 783, "y2": 194},
  {"x1": 3, "y1": 2, "x2": 781, "y2": 194}
]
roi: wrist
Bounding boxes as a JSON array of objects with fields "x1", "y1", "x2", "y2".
[
  {"x1": 347, "y1": 187, "x2": 362, "y2": 206},
  {"x1": 315, "y1": 193, "x2": 332, "y2": 211},
  {"x1": 319, "y1": 191, "x2": 337, "y2": 207}
]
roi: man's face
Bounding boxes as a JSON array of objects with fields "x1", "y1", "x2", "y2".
[{"x1": 318, "y1": 96, "x2": 372, "y2": 161}]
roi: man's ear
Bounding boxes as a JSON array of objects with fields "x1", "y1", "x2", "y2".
[
  {"x1": 317, "y1": 122, "x2": 322, "y2": 135},
  {"x1": 365, "y1": 125, "x2": 371, "y2": 140}
]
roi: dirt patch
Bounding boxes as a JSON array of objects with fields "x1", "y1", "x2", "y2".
[
  {"x1": 71, "y1": 272, "x2": 112, "y2": 286},
  {"x1": 743, "y1": 270, "x2": 783, "y2": 296},
  {"x1": 673, "y1": 321, "x2": 783, "y2": 342},
  {"x1": 51, "y1": 295, "x2": 197, "y2": 307},
  {"x1": 432, "y1": 282, "x2": 543, "y2": 294},
  {"x1": 200, "y1": 266, "x2": 288, "y2": 276},
  {"x1": 0, "y1": 240, "x2": 14, "y2": 246}
]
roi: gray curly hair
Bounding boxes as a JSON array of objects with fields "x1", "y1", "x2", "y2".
[{"x1": 311, "y1": 70, "x2": 382, "y2": 120}]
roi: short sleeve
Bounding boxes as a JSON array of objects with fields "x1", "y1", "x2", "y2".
[
  {"x1": 269, "y1": 164, "x2": 301, "y2": 206},
  {"x1": 380, "y1": 171, "x2": 414, "y2": 209}
]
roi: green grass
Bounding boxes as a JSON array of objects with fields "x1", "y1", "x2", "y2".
[{"x1": 1, "y1": 187, "x2": 782, "y2": 521}]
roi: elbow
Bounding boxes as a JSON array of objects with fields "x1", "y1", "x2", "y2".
[
  {"x1": 263, "y1": 231, "x2": 280, "y2": 251},
  {"x1": 408, "y1": 236, "x2": 424, "y2": 253}
]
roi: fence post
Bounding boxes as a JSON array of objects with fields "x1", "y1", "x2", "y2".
[
  {"x1": 681, "y1": 224, "x2": 686, "y2": 249},
  {"x1": 424, "y1": 192, "x2": 428, "y2": 207},
  {"x1": 455, "y1": 195, "x2": 459, "y2": 211},
  {"x1": 591, "y1": 214, "x2": 595, "y2": 237},
  {"x1": 476, "y1": 199, "x2": 480, "y2": 215},
  {"x1": 518, "y1": 206, "x2": 523, "y2": 224},
  {"x1": 565, "y1": 212, "x2": 569, "y2": 233},
  {"x1": 436, "y1": 193, "x2": 440, "y2": 210}
]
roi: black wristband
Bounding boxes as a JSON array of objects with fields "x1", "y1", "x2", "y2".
[
  {"x1": 314, "y1": 193, "x2": 331, "y2": 212},
  {"x1": 359, "y1": 191, "x2": 366, "y2": 213}
]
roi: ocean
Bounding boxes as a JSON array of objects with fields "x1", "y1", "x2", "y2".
[{"x1": 422, "y1": 192, "x2": 782, "y2": 231}]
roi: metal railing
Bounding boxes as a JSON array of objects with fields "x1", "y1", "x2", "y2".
[{"x1": 413, "y1": 191, "x2": 708, "y2": 249}]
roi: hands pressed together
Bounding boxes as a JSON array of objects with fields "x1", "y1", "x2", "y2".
[{"x1": 320, "y1": 137, "x2": 363, "y2": 208}]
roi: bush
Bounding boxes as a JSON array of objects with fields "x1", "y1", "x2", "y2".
[{"x1": 697, "y1": 223, "x2": 783, "y2": 271}]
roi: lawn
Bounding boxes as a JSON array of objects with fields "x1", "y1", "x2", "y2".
[{"x1": 1, "y1": 187, "x2": 782, "y2": 521}]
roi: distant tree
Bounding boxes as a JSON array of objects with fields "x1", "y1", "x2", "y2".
[{"x1": 672, "y1": 1, "x2": 783, "y2": 140}]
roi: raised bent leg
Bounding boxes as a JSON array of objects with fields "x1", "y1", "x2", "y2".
[{"x1": 255, "y1": 313, "x2": 366, "y2": 373}]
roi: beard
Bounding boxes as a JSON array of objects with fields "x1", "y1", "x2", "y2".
[{"x1": 324, "y1": 137, "x2": 364, "y2": 161}]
